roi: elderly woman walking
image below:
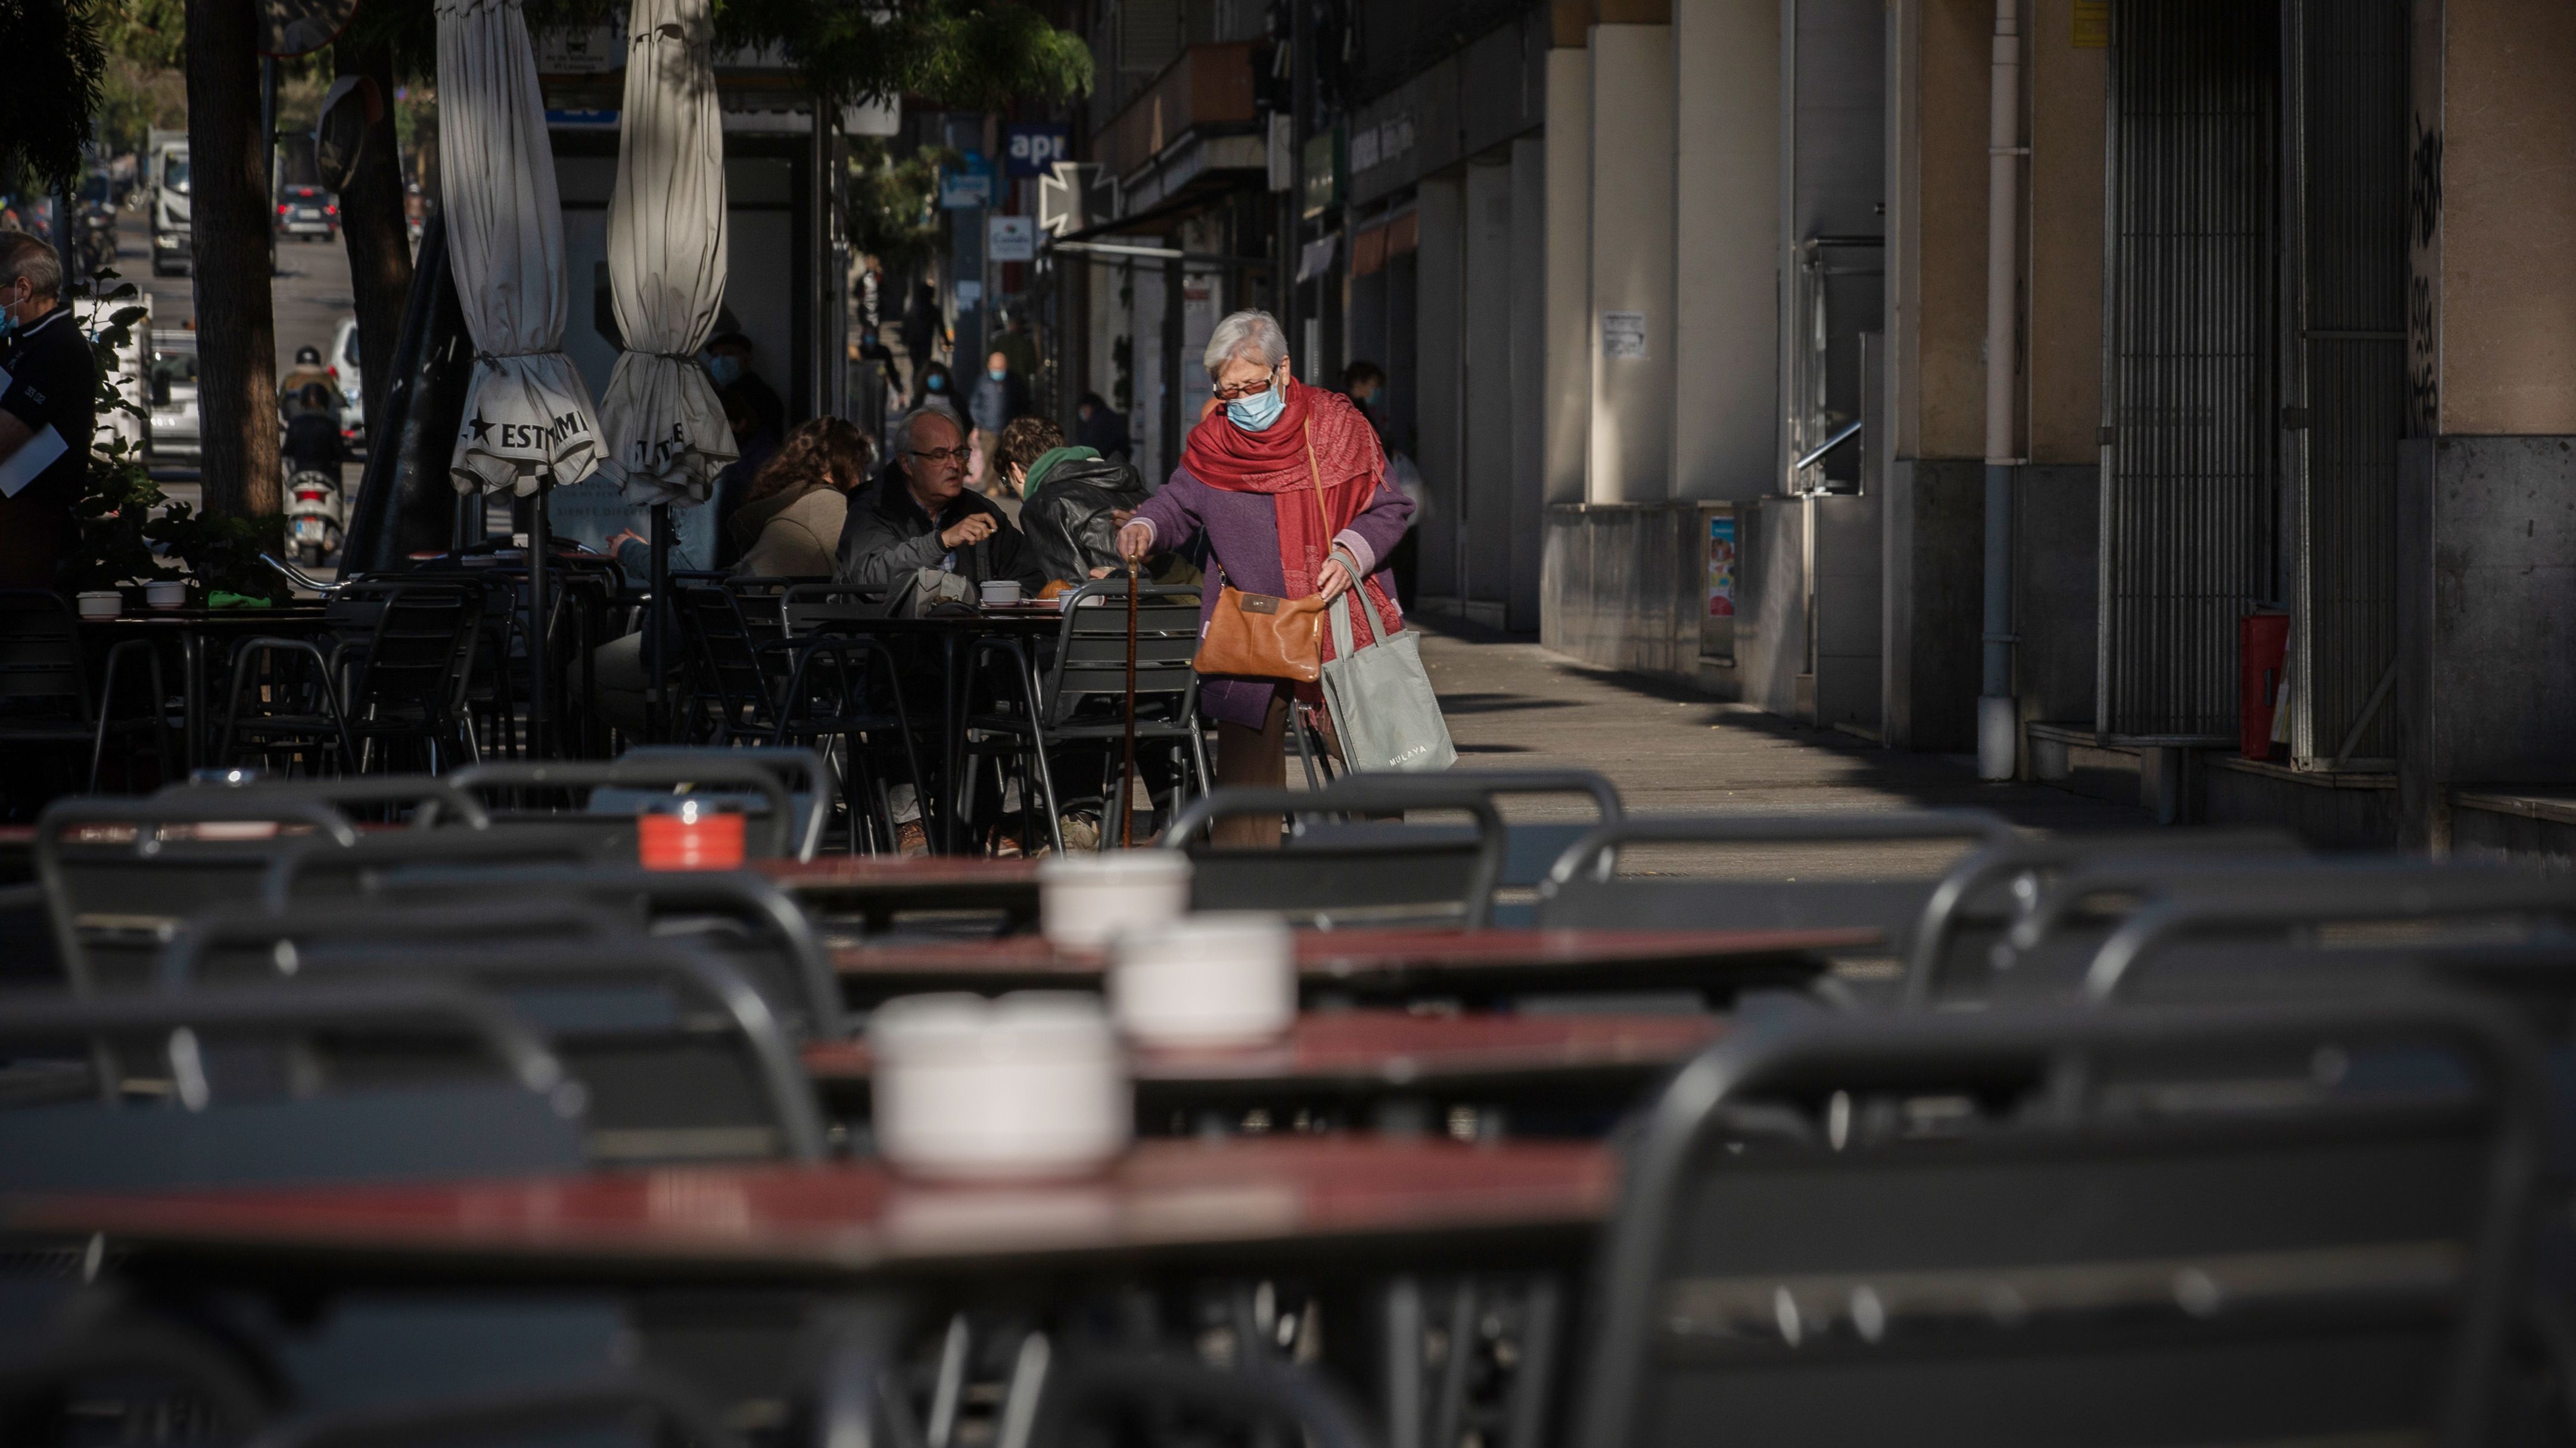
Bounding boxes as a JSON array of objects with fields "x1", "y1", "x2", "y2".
[{"x1": 1119, "y1": 309, "x2": 1417, "y2": 844}]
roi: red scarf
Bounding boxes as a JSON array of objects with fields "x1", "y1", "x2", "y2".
[{"x1": 1180, "y1": 381, "x2": 1403, "y2": 661}]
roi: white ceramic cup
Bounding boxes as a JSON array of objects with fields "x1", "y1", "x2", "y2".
[
  {"x1": 869, "y1": 992, "x2": 1131, "y2": 1180},
  {"x1": 74, "y1": 591, "x2": 122, "y2": 619},
  {"x1": 979, "y1": 579, "x2": 1023, "y2": 605},
  {"x1": 1110, "y1": 912, "x2": 1297, "y2": 1048},
  {"x1": 1038, "y1": 851, "x2": 1192, "y2": 951},
  {"x1": 144, "y1": 580, "x2": 188, "y2": 610}
]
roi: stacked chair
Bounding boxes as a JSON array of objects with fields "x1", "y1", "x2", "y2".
[{"x1": 8, "y1": 755, "x2": 2576, "y2": 1448}]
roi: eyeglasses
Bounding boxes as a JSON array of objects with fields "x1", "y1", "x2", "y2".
[
  {"x1": 1211, "y1": 365, "x2": 1282, "y2": 402},
  {"x1": 909, "y1": 446, "x2": 971, "y2": 464}
]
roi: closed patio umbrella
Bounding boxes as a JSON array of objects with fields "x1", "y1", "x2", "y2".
[
  {"x1": 438, "y1": 0, "x2": 606, "y2": 754},
  {"x1": 599, "y1": 0, "x2": 735, "y2": 739}
]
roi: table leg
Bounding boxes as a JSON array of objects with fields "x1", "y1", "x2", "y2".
[
  {"x1": 941, "y1": 633, "x2": 963, "y2": 854},
  {"x1": 182, "y1": 631, "x2": 206, "y2": 774},
  {"x1": 1382, "y1": 1276, "x2": 1425, "y2": 1448}
]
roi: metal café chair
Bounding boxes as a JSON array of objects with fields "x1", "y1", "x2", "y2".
[
  {"x1": 0, "y1": 984, "x2": 586, "y2": 1192},
  {"x1": 613, "y1": 745, "x2": 834, "y2": 860},
  {"x1": 1317, "y1": 768, "x2": 1624, "y2": 924},
  {"x1": 153, "y1": 773, "x2": 492, "y2": 829},
  {"x1": 1897, "y1": 827, "x2": 2308, "y2": 1009},
  {"x1": 357, "y1": 862, "x2": 848, "y2": 1041},
  {"x1": 958, "y1": 577, "x2": 1211, "y2": 854},
  {"x1": 34, "y1": 793, "x2": 360, "y2": 993},
  {"x1": 262, "y1": 823, "x2": 627, "y2": 909},
  {"x1": 158, "y1": 898, "x2": 642, "y2": 993},
  {"x1": 1535, "y1": 809, "x2": 2017, "y2": 947},
  {"x1": 1573, "y1": 997, "x2": 2547, "y2": 1448},
  {"x1": 1162, "y1": 780, "x2": 1508, "y2": 928},
  {"x1": 438, "y1": 755, "x2": 799, "y2": 857},
  {"x1": 0, "y1": 588, "x2": 172, "y2": 791},
  {"x1": 216, "y1": 937, "x2": 829, "y2": 1166},
  {"x1": 217, "y1": 579, "x2": 484, "y2": 774}
]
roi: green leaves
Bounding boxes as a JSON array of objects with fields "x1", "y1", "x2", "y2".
[
  {"x1": 0, "y1": 0, "x2": 109, "y2": 194},
  {"x1": 708, "y1": 0, "x2": 1093, "y2": 113}
]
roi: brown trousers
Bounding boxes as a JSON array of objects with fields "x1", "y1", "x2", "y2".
[{"x1": 1211, "y1": 684, "x2": 1292, "y2": 848}]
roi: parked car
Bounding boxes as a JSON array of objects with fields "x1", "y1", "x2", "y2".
[
  {"x1": 74, "y1": 293, "x2": 151, "y2": 459},
  {"x1": 329, "y1": 316, "x2": 366, "y2": 454},
  {"x1": 148, "y1": 331, "x2": 200, "y2": 463},
  {"x1": 275, "y1": 185, "x2": 337, "y2": 242}
]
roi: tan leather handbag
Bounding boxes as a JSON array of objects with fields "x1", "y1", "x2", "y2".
[{"x1": 1190, "y1": 422, "x2": 1334, "y2": 683}]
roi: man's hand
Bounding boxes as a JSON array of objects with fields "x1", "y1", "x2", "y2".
[
  {"x1": 1315, "y1": 558, "x2": 1355, "y2": 603},
  {"x1": 1116, "y1": 520, "x2": 1153, "y2": 562},
  {"x1": 939, "y1": 513, "x2": 997, "y2": 549}
]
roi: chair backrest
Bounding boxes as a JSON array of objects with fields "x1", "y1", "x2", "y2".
[
  {"x1": 154, "y1": 774, "x2": 492, "y2": 829},
  {"x1": 674, "y1": 582, "x2": 780, "y2": 726},
  {"x1": 1575, "y1": 998, "x2": 2545, "y2": 1448},
  {"x1": 36, "y1": 795, "x2": 361, "y2": 993},
  {"x1": 0, "y1": 588, "x2": 92, "y2": 717},
  {"x1": 2082, "y1": 865, "x2": 2576, "y2": 1004},
  {"x1": 1162, "y1": 782, "x2": 1507, "y2": 928},
  {"x1": 0, "y1": 985, "x2": 585, "y2": 1192},
  {"x1": 612, "y1": 746, "x2": 833, "y2": 860},
  {"x1": 1900, "y1": 829, "x2": 2309, "y2": 1008},
  {"x1": 442, "y1": 758, "x2": 797, "y2": 858},
  {"x1": 780, "y1": 581, "x2": 896, "y2": 634},
  {"x1": 1041, "y1": 579, "x2": 1204, "y2": 727},
  {"x1": 724, "y1": 573, "x2": 824, "y2": 636},
  {"x1": 1536, "y1": 811, "x2": 2016, "y2": 945},
  {"x1": 263, "y1": 825, "x2": 627, "y2": 910},
  {"x1": 158, "y1": 899, "x2": 642, "y2": 992},
  {"x1": 1326, "y1": 768, "x2": 1625, "y2": 893},
  {"x1": 1983, "y1": 857, "x2": 2551, "y2": 1003},
  {"x1": 355, "y1": 864, "x2": 848, "y2": 1041},
  {"x1": 266, "y1": 938, "x2": 828, "y2": 1165},
  {"x1": 347, "y1": 582, "x2": 483, "y2": 714}
]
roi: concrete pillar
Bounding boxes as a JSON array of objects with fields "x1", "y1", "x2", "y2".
[
  {"x1": 1509, "y1": 135, "x2": 1548, "y2": 632},
  {"x1": 1542, "y1": 47, "x2": 1592, "y2": 507},
  {"x1": 2397, "y1": 0, "x2": 2576, "y2": 846},
  {"x1": 1587, "y1": 24, "x2": 1676, "y2": 503},
  {"x1": 1461, "y1": 160, "x2": 1516, "y2": 624},
  {"x1": 1670, "y1": 0, "x2": 1781, "y2": 502},
  {"x1": 1415, "y1": 176, "x2": 1466, "y2": 602}
]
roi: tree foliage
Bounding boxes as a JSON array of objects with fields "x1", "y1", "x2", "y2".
[
  {"x1": 0, "y1": 0, "x2": 108, "y2": 194},
  {"x1": 845, "y1": 139, "x2": 954, "y2": 274}
]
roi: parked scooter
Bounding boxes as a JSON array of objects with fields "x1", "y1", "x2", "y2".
[{"x1": 284, "y1": 469, "x2": 344, "y2": 567}]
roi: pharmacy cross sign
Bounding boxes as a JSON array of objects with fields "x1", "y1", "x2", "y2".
[{"x1": 1038, "y1": 161, "x2": 1118, "y2": 238}]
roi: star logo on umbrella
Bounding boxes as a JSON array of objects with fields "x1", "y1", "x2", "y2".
[{"x1": 466, "y1": 412, "x2": 493, "y2": 443}]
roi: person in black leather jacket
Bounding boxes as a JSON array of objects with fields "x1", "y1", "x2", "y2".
[{"x1": 994, "y1": 415, "x2": 1149, "y2": 587}]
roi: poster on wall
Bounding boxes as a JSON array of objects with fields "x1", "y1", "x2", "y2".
[
  {"x1": 1706, "y1": 515, "x2": 1736, "y2": 618},
  {"x1": 1601, "y1": 311, "x2": 1648, "y2": 360}
]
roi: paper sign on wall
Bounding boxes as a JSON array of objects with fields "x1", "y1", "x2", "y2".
[{"x1": 1601, "y1": 311, "x2": 1648, "y2": 360}]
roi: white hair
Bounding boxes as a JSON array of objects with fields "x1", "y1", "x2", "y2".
[
  {"x1": 1202, "y1": 309, "x2": 1288, "y2": 376},
  {"x1": 892, "y1": 402, "x2": 966, "y2": 456}
]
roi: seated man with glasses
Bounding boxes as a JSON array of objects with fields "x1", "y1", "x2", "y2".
[{"x1": 835, "y1": 401, "x2": 1046, "y2": 594}]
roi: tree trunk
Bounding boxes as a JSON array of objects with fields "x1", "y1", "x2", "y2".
[
  {"x1": 335, "y1": 36, "x2": 413, "y2": 430},
  {"x1": 183, "y1": 0, "x2": 279, "y2": 517}
]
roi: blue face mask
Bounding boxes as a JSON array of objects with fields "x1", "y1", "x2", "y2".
[
  {"x1": 926, "y1": 375, "x2": 947, "y2": 393},
  {"x1": 1225, "y1": 370, "x2": 1287, "y2": 432},
  {"x1": 705, "y1": 354, "x2": 743, "y2": 388},
  {"x1": 988, "y1": 367, "x2": 1006, "y2": 381}
]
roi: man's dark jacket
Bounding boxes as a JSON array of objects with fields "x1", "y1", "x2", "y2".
[
  {"x1": 832, "y1": 469, "x2": 1047, "y2": 591},
  {"x1": 1021, "y1": 453, "x2": 1148, "y2": 585}
]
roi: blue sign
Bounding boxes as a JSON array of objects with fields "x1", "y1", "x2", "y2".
[
  {"x1": 1004, "y1": 124, "x2": 1071, "y2": 178},
  {"x1": 938, "y1": 151, "x2": 998, "y2": 209}
]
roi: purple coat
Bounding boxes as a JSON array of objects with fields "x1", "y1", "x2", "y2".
[{"x1": 1131, "y1": 465, "x2": 1417, "y2": 729}]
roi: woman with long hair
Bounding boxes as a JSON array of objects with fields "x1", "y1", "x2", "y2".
[{"x1": 730, "y1": 417, "x2": 875, "y2": 578}]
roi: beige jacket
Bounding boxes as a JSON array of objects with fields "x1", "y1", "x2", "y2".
[{"x1": 729, "y1": 482, "x2": 850, "y2": 578}]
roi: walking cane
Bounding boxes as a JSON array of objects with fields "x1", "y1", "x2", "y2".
[{"x1": 1121, "y1": 559, "x2": 1141, "y2": 848}]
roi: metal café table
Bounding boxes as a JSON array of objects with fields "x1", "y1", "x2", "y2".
[
  {"x1": 788, "y1": 602, "x2": 1065, "y2": 854},
  {"x1": 827, "y1": 926, "x2": 1865, "y2": 1008},
  {"x1": 4, "y1": 1135, "x2": 1612, "y2": 1289},
  {"x1": 803, "y1": 1008, "x2": 1724, "y2": 1126},
  {"x1": 76, "y1": 603, "x2": 335, "y2": 772}
]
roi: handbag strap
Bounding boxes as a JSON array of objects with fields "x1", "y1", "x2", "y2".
[{"x1": 1302, "y1": 420, "x2": 1333, "y2": 538}]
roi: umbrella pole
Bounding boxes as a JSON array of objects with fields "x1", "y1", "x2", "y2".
[
  {"x1": 528, "y1": 478, "x2": 553, "y2": 759},
  {"x1": 1121, "y1": 561, "x2": 1139, "y2": 849},
  {"x1": 648, "y1": 502, "x2": 671, "y2": 743}
]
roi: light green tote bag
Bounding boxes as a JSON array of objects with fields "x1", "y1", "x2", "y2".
[{"x1": 1320, "y1": 592, "x2": 1457, "y2": 773}]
